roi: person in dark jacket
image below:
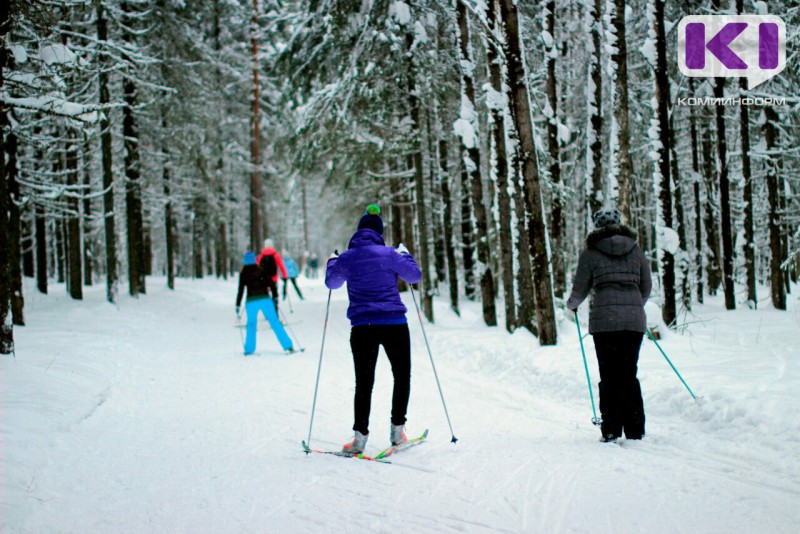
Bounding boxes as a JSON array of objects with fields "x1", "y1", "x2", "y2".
[
  {"x1": 236, "y1": 251, "x2": 293, "y2": 355},
  {"x1": 566, "y1": 208, "x2": 652, "y2": 442},
  {"x1": 325, "y1": 205, "x2": 422, "y2": 454}
]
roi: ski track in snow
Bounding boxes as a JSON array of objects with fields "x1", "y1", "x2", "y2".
[{"x1": 2, "y1": 276, "x2": 799, "y2": 533}]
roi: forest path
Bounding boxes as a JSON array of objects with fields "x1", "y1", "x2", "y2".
[{"x1": 4, "y1": 276, "x2": 800, "y2": 532}]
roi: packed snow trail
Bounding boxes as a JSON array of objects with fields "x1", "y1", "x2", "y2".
[{"x1": 3, "y1": 276, "x2": 799, "y2": 532}]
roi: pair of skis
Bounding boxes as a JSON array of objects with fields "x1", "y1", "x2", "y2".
[{"x1": 302, "y1": 429, "x2": 428, "y2": 464}]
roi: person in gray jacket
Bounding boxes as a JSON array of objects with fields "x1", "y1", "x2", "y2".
[{"x1": 567, "y1": 208, "x2": 652, "y2": 442}]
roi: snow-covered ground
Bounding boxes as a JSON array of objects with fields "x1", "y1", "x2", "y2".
[{"x1": 3, "y1": 275, "x2": 799, "y2": 533}]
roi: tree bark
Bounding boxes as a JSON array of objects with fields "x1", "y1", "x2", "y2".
[
  {"x1": 439, "y1": 139, "x2": 460, "y2": 316},
  {"x1": 588, "y1": 0, "x2": 604, "y2": 215},
  {"x1": 455, "y1": 0, "x2": 496, "y2": 325},
  {"x1": 763, "y1": 107, "x2": 786, "y2": 310},
  {"x1": 7, "y1": 127, "x2": 25, "y2": 324},
  {"x1": 22, "y1": 218, "x2": 34, "y2": 278},
  {"x1": 736, "y1": 0, "x2": 756, "y2": 309},
  {"x1": 249, "y1": 0, "x2": 263, "y2": 250},
  {"x1": 193, "y1": 199, "x2": 204, "y2": 279},
  {"x1": 611, "y1": 0, "x2": 634, "y2": 223},
  {"x1": 404, "y1": 23, "x2": 433, "y2": 322},
  {"x1": 688, "y1": 78, "x2": 703, "y2": 303},
  {"x1": 739, "y1": 79, "x2": 756, "y2": 307},
  {"x1": 96, "y1": 0, "x2": 118, "y2": 304},
  {"x1": 713, "y1": 78, "x2": 735, "y2": 310},
  {"x1": 702, "y1": 130, "x2": 721, "y2": 295},
  {"x1": 121, "y1": 1, "x2": 145, "y2": 297},
  {"x1": 498, "y1": 0, "x2": 557, "y2": 345},
  {"x1": 486, "y1": 0, "x2": 515, "y2": 331},
  {"x1": 66, "y1": 132, "x2": 83, "y2": 300},
  {"x1": 213, "y1": 0, "x2": 228, "y2": 281},
  {"x1": 460, "y1": 165, "x2": 476, "y2": 300},
  {"x1": 0, "y1": 1, "x2": 14, "y2": 351},
  {"x1": 545, "y1": 0, "x2": 565, "y2": 299},
  {"x1": 82, "y1": 140, "x2": 93, "y2": 286},
  {"x1": 36, "y1": 203, "x2": 47, "y2": 294},
  {"x1": 652, "y1": 0, "x2": 675, "y2": 327}
]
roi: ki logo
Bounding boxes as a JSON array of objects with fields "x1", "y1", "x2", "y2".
[{"x1": 678, "y1": 15, "x2": 786, "y2": 89}]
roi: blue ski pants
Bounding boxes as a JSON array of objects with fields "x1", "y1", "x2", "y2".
[{"x1": 244, "y1": 297, "x2": 293, "y2": 354}]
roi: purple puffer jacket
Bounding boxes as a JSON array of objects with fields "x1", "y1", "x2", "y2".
[{"x1": 325, "y1": 229, "x2": 422, "y2": 326}]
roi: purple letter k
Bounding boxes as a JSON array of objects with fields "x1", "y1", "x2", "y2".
[
  {"x1": 685, "y1": 22, "x2": 748, "y2": 70},
  {"x1": 706, "y1": 23, "x2": 748, "y2": 69}
]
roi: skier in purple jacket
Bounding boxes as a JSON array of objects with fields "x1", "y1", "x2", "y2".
[{"x1": 325, "y1": 205, "x2": 422, "y2": 454}]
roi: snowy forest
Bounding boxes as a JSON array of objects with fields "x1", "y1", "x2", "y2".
[{"x1": 2, "y1": 0, "x2": 800, "y2": 355}]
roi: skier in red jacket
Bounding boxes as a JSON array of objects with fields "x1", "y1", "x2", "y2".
[{"x1": 256, "y1": 239, "x2": 288, "y2": 311}]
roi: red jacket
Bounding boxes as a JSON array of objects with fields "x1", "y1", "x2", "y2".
[{"x1": 256, "y1": 247, "x2": 288, "y2": 283}]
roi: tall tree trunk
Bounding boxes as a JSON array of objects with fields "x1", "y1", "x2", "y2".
[
  {"x1": 163, "y1": 157, "x2": 175, "y2": 289},
  {"x1": 652, "y1": 0, "x2": 675, "y2": 327},
  {"x1": 96, "y1": 0, "x2": 118, "y2": 304},
  {"x1": 460, "y1": 166, "x2": 476, "y2": 300},
  {"x1": 390, "y1": 176, "x2": 403, "y2": 246},
  {"x1": 55, "y1": 216, "x2": 66, "y2": 284},
  {"x1": 486, "y1": 0, "x2": 515, "y2": 331},
  {"x1": 455, "y1": 0, "x2": 496, "y2": 325},
  {"x1": 404, "y1": 22, "x2": 433, "y2": 322},
  {"x1": 143, "y1": 228, "x2": 152, "y2": 276},
  {"x1": 122, "y1": 47, "x2": 145, "y2": 297},
  {"x1": 713, "y1": 78, "x2": 735, "y2": 310},
  {"x1": 213, "y1": 0, "x2": 227, "y2": 281},
  {"x1": 504, "y1": 48, "x2": 536, "y2": 333},
  {"x1": 498, "y1": 0, "x2": 557, "y2": 345},
  {"x1": 688, "y1": 78, "x2": 703, "y2": 303},
  {"x1": 710, "y1": 0, "x2": 734, "y2": 309},
  {"x1": 301, "y1": 177, "x2": 309, "y2": 254},
  {"x1": 439, "y1": 139, "x2": 460, "y2": 316},
  {"x1": 763, "y1": 107, "x2": 786, "y2": 310},
  {"x1": 670, "y1": 140, "x2": 690, "y2": 312},
  {"x1": 193, "y1": 200, "x2": 204, "y2": 279},
  {"x1": 734, "y1": 0, "x2": 756, "y2": 308},
  {"x1": 702, "y1": 129, "x2": 721, "y2": 295},
  {"x1": 22, "y1": 219, "x2": 34, "y2": 278},
  {"x1": 0, "y1": 5, "x2": 14, "y2": 351},
  {"x1": 431, "y1": 139, "x2": 446, "y2": 285},
  {"x1": 249, "y1": 0, "x2": 263, "y2": 250},
  {"x1": 82, "y1": 139, "x2": 93, "y2": 286},
  {"x1": 66, "y1": 132, "x2": 83, "y2": 300},
  {"x1": 588, "y1": 0, "x2": 604, "y2": 215},
  {"x1": 36, "y1": 203, "x2": 47, "y2": 294},
  {"x1": 545, "y1": 0, "x2": 565, "y2": 299},
  {"x1": 739, "y1": 94, "x2": 756, "y2": 307},
  {"x1": 7, "y1": 127, "x2": 24, "y2": 324},
  {"x1": 611, "y1": 0, "x2": 634, "y2": 222}
]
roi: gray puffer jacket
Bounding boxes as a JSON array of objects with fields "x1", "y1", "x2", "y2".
[{"x1": 566, "y1": 224, "x2": 652, "y2": 334}]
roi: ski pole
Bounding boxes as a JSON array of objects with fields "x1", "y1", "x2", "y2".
[
  {"x1": 286, "y1": 286, "x2": 294, "y2": 313},
  {"x1": 410, "y1": 285, "x2": 458, "y2": 444},
  {"x1": 646, "y1": 327, "x2": 697, "y2": 400},
  {"x1": 575, "y1": 311, "x2": 601, "y2": 426},
  {"x1": 279, "y1": 307, "x2": 304, "y2": 352},
  {"x1": 305, "y1": 289, "x2": 332, "y2": 452}
]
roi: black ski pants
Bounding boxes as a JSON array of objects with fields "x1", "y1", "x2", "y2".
[
  {"x1": 350, "y1": 324, "x2": 411, "y2": 436},
  {"x1": 282, "y1": 277, "x2": 304, "y2": 300},
  {"x1": 592, "y1": 330, "x2": 645, "y2": 439}
]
